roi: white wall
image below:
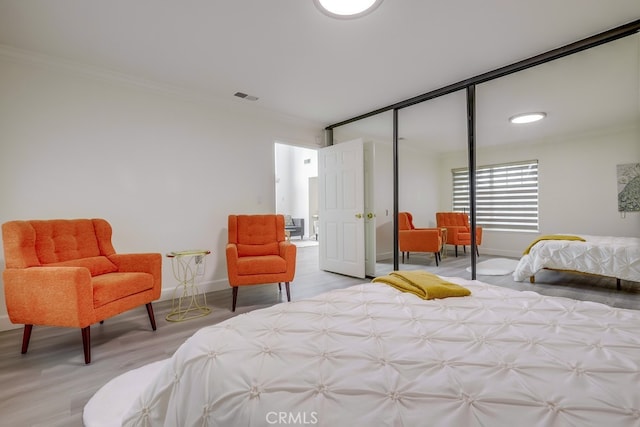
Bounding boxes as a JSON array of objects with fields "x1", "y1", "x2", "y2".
[
  {"x1": 0, "y1": 53, "x2": 323, "y2": 330},
  {"x1": 368, "y1": 141, "x2": 442, "y2": 260},
  {"x1": 438, "y1": 124, "x2": 640, "y2": 257},
  {"x1": 373, "y1": 142, "x2": 394, "y2": 260},
  {"x1": 398, "y1": 144, "x2": 442, "y2": 229},
  {"x1": 274, "y1": 143, "x2": 318, "y2": 238}
]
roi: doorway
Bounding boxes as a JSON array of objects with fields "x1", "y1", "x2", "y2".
[
  {"x1": 274, "y1": 140, "x2": 379, "y2": 278},
  {"x1": 274, "y1": 142, "x2": 319, "y2": 245}
]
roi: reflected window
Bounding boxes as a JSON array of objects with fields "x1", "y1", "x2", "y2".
[{"x1": 452, "y1": 160, "x2": 539, "y2": 232}]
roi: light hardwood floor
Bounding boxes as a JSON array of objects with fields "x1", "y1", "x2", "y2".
[{"x1": 1, "y1": 245, "x2": 638, "y2": 426}]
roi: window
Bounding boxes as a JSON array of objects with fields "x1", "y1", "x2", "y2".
[{"x1": 452, "y1": 160, "x2": 539, "y2": 232}]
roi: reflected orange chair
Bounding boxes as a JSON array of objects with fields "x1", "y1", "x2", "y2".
[
  {"x1": 398, "y1": 212, "x2": 442, "y2": 265},
  {"x1": 436, "y1": 212, "x2": 482, "y2": 257},
  {"x1": 2, "y1": 218, "x2": 161, "y2": 364},
  {"x1": 226, "y1": 214, "x2": 297, "y2": 311}
]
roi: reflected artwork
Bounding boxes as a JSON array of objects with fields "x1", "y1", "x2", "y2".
[{"x1": 617, "y1": 163, "x2": 640, "y2": 212}]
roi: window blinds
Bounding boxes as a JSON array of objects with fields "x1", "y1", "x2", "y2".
[{"x1": 452, "y1": 160, "x2": 539, "y2": 232}]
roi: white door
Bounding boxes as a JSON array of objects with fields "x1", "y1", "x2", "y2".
[
  {"x1": 364, "y1": 141, "x2": 376, "y2": 277},
  {"x1": 318, "y1": 138, "x2": 365, "y2": 278}
]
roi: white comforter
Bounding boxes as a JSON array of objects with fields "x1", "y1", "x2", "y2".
[
  {"x1": 513, "y1": 235, "x2": 640, "y2": 283},
  {"x1": 120, "y1": 278, "x2": 640, "y2": 427}
]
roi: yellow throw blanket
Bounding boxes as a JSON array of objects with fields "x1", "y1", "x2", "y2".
[
  {"x1": 372, "y1": 270, "x2": 471, "y2": 300},
  {"x1": 522, "y1": 234, "x2": 586, "y2": 255}
]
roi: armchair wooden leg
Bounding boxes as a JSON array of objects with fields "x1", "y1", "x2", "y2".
[
  {"x1": 21, "y1": 324, "x2": 33, "y2": 354},
  {"x1": 81, "y1": 326, "x2": 91, "y2": 364},
  {"x1": 434, "y1": 252, "x2": 439, "y2": 266},
  {"x1": 475, "y1": 245, "x2": 480, "y2": 257},
  {"x1": 278, "y1": 283, "x2": 282, "y2": 291},
  {"x1": 455, "y1": 246, "x2": 459, "y2": 257},
  {"x1": 146, "y1": 303, "x2": 157, "y2": 331},
  {"x1": 284, "y1": 282, "x2": 291, "y2": 302},
  {"x1": 232, "y1": 287, "x2": 238, "y2": 312}
]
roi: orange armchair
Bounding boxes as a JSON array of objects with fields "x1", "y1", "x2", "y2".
[
  {"x1": 398, "y1": 212, "x2": 442, "y2": 265},
  {"x1": 436, "y1": 212, "x2": 482, "y2": 257},
  {"x1": 226, "y1": 214, "x2": 296, "y2": 312},
  {"x1": 2, "y1": 218, "x2": 161, "y2": 364}
]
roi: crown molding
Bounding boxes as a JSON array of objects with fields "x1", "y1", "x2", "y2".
[{"x1": 0, "y1": 44, "x2": 190, "y2": 97}]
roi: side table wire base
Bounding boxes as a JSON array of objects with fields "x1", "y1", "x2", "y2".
[
  {"x1": 438, "y1": 228, "x2": 448, "y2": 259},
  {"x1": 166, "y1": 250, "x2": 212, "y2": 322}
]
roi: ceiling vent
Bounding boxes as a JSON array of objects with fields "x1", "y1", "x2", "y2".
[{"x1": 234, "y1": 92, "x2": 259, "y2": 101}]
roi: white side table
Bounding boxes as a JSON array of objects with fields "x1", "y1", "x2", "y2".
[{"x1": 166, "y1": 249, "x2": 212, "y2": 322}]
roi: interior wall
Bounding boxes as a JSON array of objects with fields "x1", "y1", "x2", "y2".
[
  {"x1": 309, "y1": 176, "x2": 318, "y2": 238},
  {"x1": 0, "y1": 54, "x2": 322, "y2": 330},
  {"x1": 438, "y1": 124, "x2": 640, "y2": 257},
  {"x1": 373, "y1": 142, "x2": 394, "y2": 260},
  {"x1": 274, "y1": 142, "x2": 318, "y2": 238},
  {"x1": 370, "y1": 141, "x2": 441, "y2": 260},
  {"x1": 398, "y1": 143, "x2": 442, "y2": 229}
]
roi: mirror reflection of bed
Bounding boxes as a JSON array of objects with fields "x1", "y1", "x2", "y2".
[
  {"x1": 333, "y1": 32, "x2": 640, "y2": 302},
  {"x1": 373, "y1": 251, "x2": 639, "y2": 311}
]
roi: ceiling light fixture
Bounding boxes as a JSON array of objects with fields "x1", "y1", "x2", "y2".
[
  {"x1": 314, "y1": 0, "x2": 383, "y2": 19},
  {"x1": 509, "y1": 112, "x2": 546, "y2": 124}
]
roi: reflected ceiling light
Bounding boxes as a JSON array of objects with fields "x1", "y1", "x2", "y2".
[
  {"x1": 314, "y1": 0, "x2": 383, "y2": 19},
  {"x1": 509, "y1": 112, "x2": 547, "y2": 124}
]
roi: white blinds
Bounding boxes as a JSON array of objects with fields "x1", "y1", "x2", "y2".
[{"x1": 452, "y1": 160, "x2": 539, "y2": 232}]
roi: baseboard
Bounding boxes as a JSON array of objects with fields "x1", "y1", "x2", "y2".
[
  {"x1": 375, "y1": 249, "x2": 522, "y2": 261},
  {"x1": 159, "y1": 278, "x2": 229, "y2": 301},
  {"x1": 0, "y1": 315, "x2": 20, "y2": 332},
  {"x1": 376, "y1": 251, "x2": 393, "y2": 261},
  {"x1": 478, "y1": 248, "x2": 522, "y2": 258}
]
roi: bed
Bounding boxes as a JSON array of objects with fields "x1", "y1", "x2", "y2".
[
  {"x1": 512, "y1": 234, "x2": 640, "y2": 287},
  {"x1": 84, "y1": 277, "x2": 640, "y2": 427}
]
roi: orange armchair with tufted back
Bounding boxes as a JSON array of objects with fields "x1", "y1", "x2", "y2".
[
  {"x1": 398, "y1": 212, "x2": 442, "y2": 265},
  {"x1": 2, "y1": 218, "x2": 161, "y2": 364},
  {"x1": 226, "y1": 214, "x2": 297, "y2": 312},
  {"x1": 436, "y1": 212, "x2": 482, "y2": 257}
]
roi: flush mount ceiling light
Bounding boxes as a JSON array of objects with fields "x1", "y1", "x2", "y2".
[
  {"x1": 314, "y1": 0, "x2": 383, "y2": 19},
  {"x1": 509, "y1": 112, "x2": 547, "y2": 124}
]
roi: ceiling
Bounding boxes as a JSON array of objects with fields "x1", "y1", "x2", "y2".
[
  {"x1": 1, "y1": 1, "x2": 639, "y2": 145},
  {"x1": 335, "y1": 32, "x2": 640, "y2": 152}
]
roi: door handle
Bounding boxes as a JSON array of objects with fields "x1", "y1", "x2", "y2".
[
  {"x1": 355, "y1": 213, "x2": 363, "y2": 219},
  {"x1": 367, "y1": 212, "x2": 375, "y2": 219}
]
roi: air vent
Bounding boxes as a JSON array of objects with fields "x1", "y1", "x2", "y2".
[{"x1": 234, "y1": 92, "x2": 259, "y2": 101}]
